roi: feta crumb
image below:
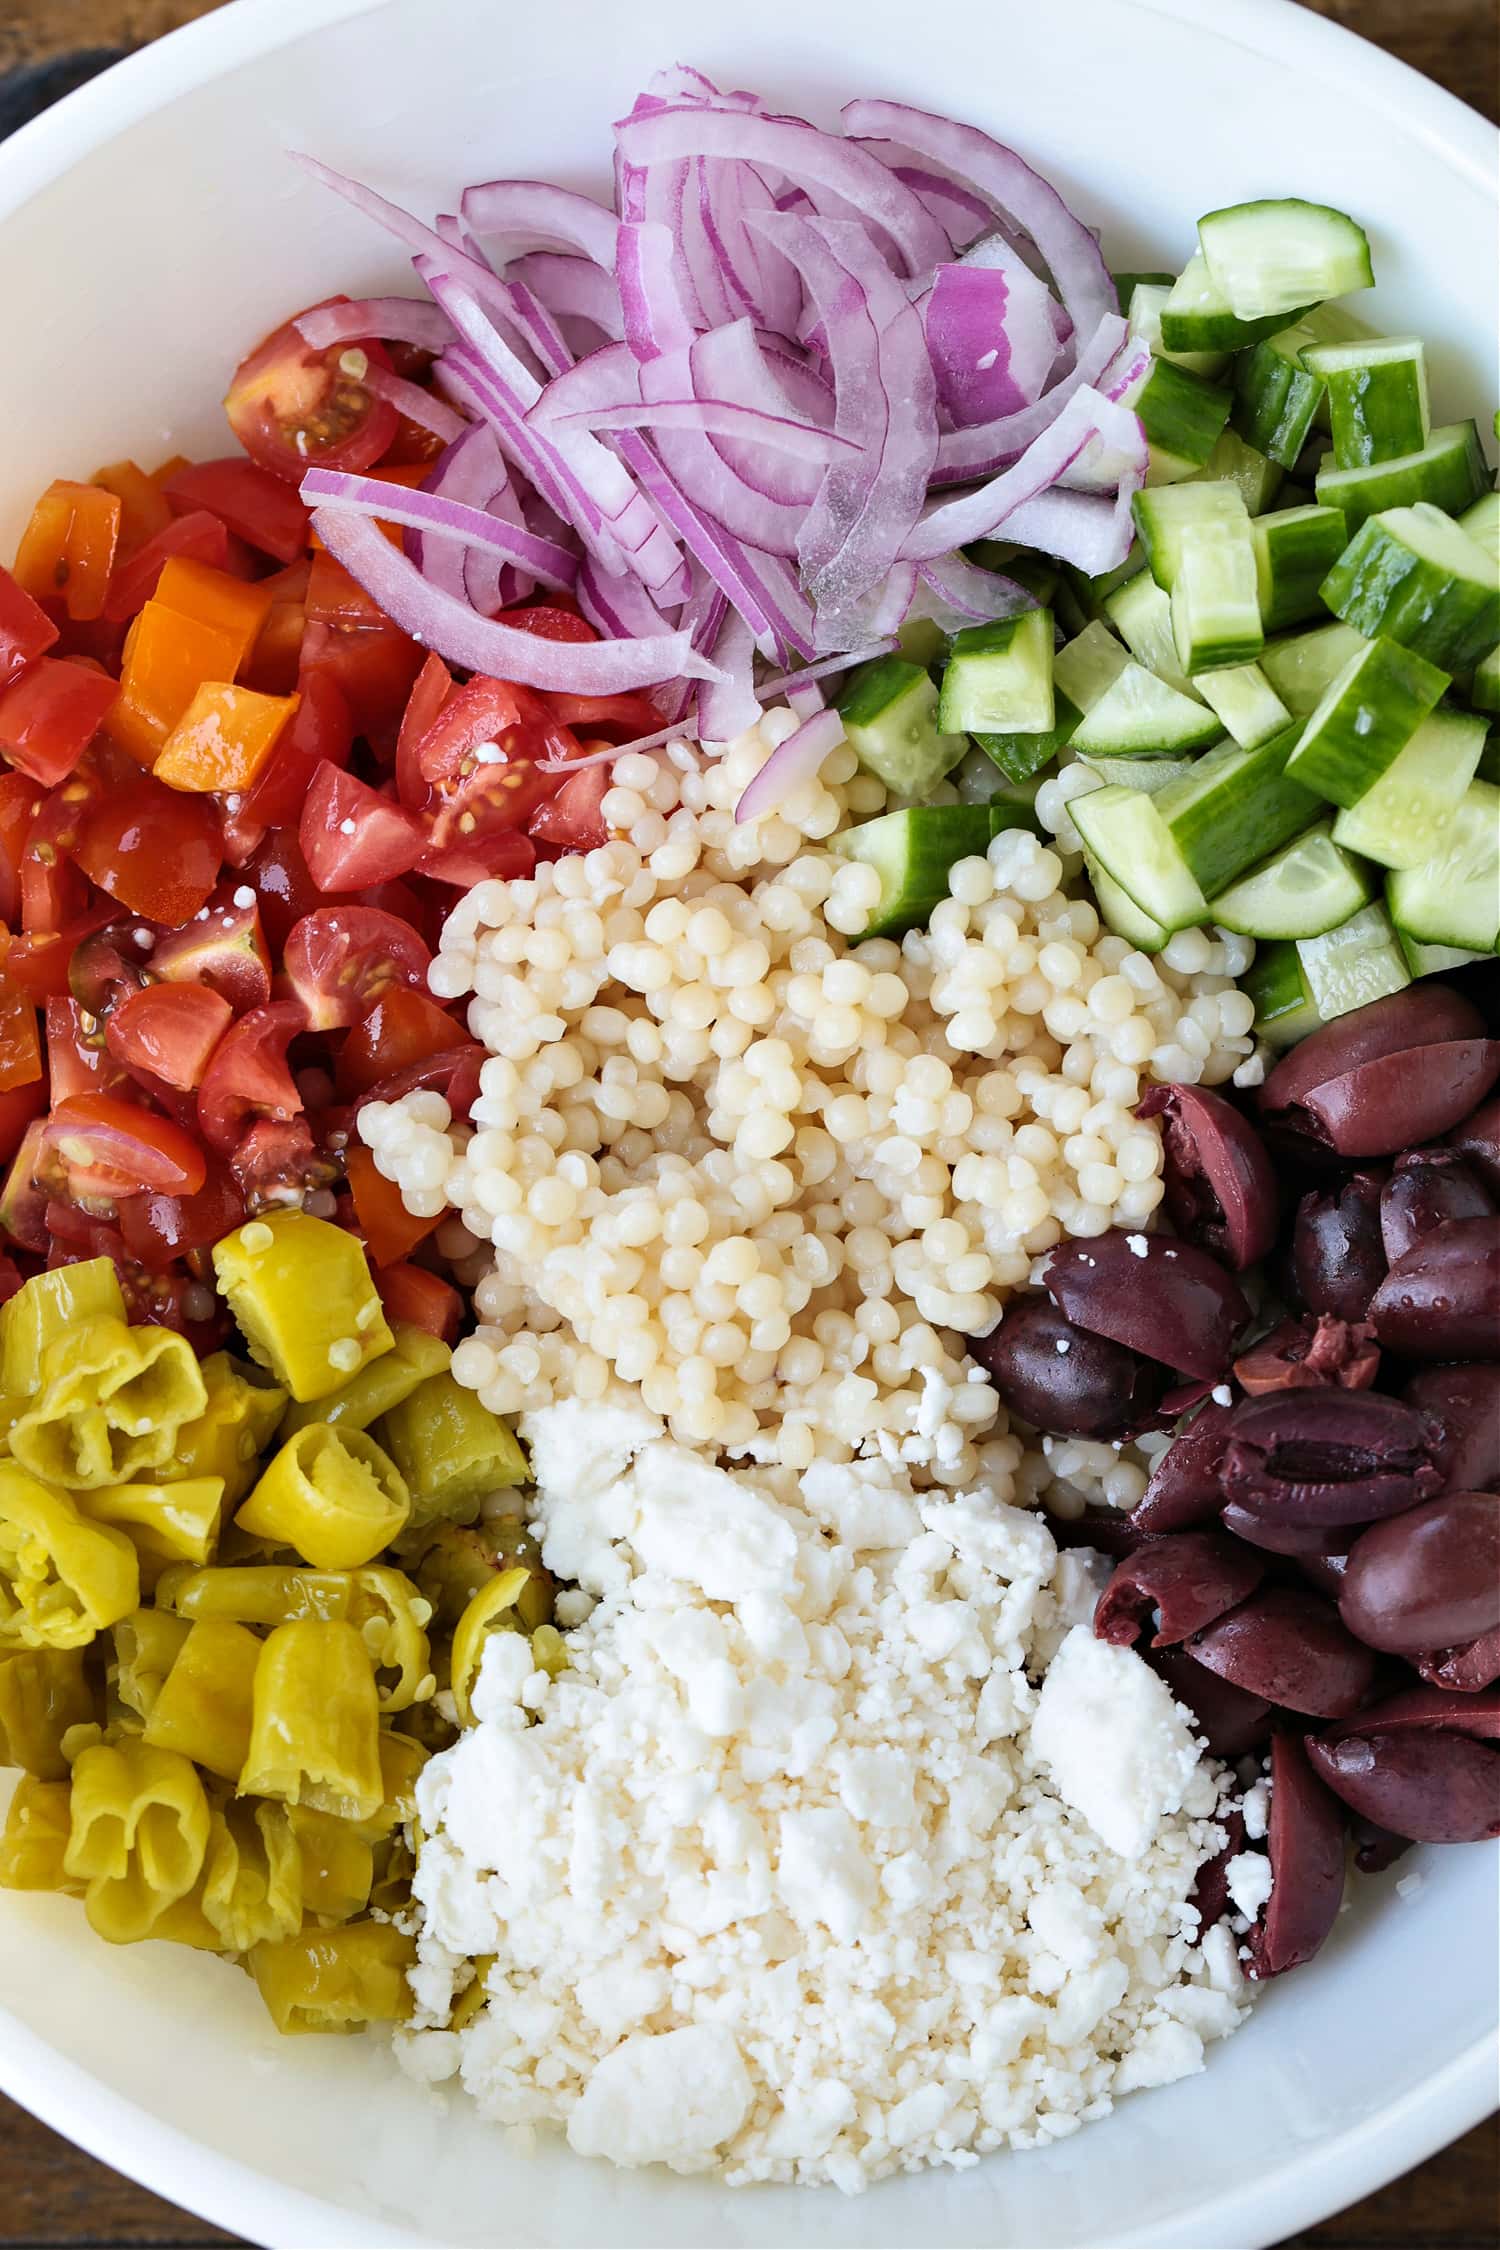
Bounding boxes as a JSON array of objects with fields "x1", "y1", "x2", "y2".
[
  {"x1": 1125, "y1": 1234, "x2": 1149, "y2": 1258},
  {"x1": 1211, "y1": 1383, "x2": 1233, "y2": 1407},
  {"x1": 567, "y1": 2026, "x2": 752, "y2": 2170},
  {"x1": 232, "y1": 884, "x2": 256, "y2": 908},
  {"x1": 1225, "y1": 1852, "x2": 1274, "y2": 1922},
  {"x1": 1396, "y1": 1871, "x2": 1426, "y2": 1901},
  {"x1": 1031, "y1": 1628, "x2": 1202, "y2": 1858}
]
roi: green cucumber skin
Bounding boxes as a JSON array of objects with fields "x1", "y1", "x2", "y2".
[
  {"x1": 1159, "y1": 251, "x2": 1317, "y2": 356},
  {"x1": 838, "y1": 805, "x2": 998, "y2": 940},
  {"x1": 1155, "y1": 729, "x2": 1322, "y2": 895},
  {"x1": 937, "y1": 612, "x2": 1054, "y2": 736},
  {"x1": 1196, "y1": 198, "x2": 1373, "y2": 322},
  {"x1": 838, "y1": 657, "x2": 966, "y2": 796},
  {"x1": 1133, "y1": 360, "x2": 1233, "y2": 468},
  {"x1": 1233, "y1": 334, "x2": 1325, "y2": 469},
  {"x1": 1306, "y1": 343, "x2": 1430, "y2": 469},
  {"x1": 1207, "y1": 823, "x2": 1373, "y2": 940},
  {"x1": 1385, "y1": 781, "x2": 1500, "y2": 951},
  {"x1": 1283, "y1": 637, "x2": 1450, "y2": 807},
  {"x1": 1252, "y1": 505, "x2": 1350, "y2": 633},
  {"x1": 1087, "y1": 856, "x2": 1170, "y2": 951},
  {"x1": 1244, "y1": 941, "x2": 1326, "y2": 1046},
  {"x1": 1314, "y1": 420, "x2": 1489, "y2": 533},
  {"x1": 1328, "y1": 709, "x2": 1487, "y2": 869},
  {"x1": 1471, "y1": 646, "x2": 1500, "y2": 716},
  {"x1": 1323, "y1": 511, "x2": 1500, "y2": 675},
  {"x1": 1069, "y1": 785, "x2": 1208, "y2": 931},
  {"x1": 975, "y1": 691, "x2": 1083, "y2": 785}
]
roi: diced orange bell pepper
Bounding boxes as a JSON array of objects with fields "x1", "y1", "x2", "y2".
[
  {"x1": 154, "y1": 682, "x2": 301, "y2": 793},
  {"x1": 153, "y1": 558, "x2": 276, "y2": 669},
  {"x1": 150, "y1": 455, "x2": 192, "y2": 489},
  {"x1": 0, "y1": 977, "x2": 42, "y2": 1094},
  {"x1": 346, "y1": 1143, "x2": 441, "y2": 1268},
  {"x1": 12, "y1": 482, "x2": 122, "y2": 624},
  {"x1": 107, "y1": 601, "x2": 246, "y2": 768},
  {"x1": 90, "y1": 461, "x2": 174, "y2": 559}
]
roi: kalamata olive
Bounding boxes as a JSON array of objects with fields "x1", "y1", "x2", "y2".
[
  {"x1": 1246, "y1": 1732, "x2": 1346, "y2": 1980},
  {"x1": 1379, "y1": 1149, "x2": 1495, "y2": 1265},
  {"x1": 1136, "y1": 1084, "x2": 1280, "y2": 1271},
  {"x1": 1233, "y1": 1314, "x2": 1380, "y2": 1397},
  {"x1": 1291, "y1": 1172, "x2": 1388, "y2": 1321},
  {"x1": 1351, "y1": 1817, "x2": 1413, "y2": 1875},
  {"x1": 1219, "y1": 1388, "x2": 1445, "y2": 1527},
  {"x1": 1131, "y1": 1400, "x2": 1237, "y2": 1534},
  {"x1": 1305, "y1": 1730, "x2": 1500, "y2": 1843},
  {"x1": 1220, "y1": 1502, "x2": 1351, "y2": 1557},
  {"x1": 1044, "y1": 1234, "x2": 1250, "y2": 1381},
  {"x1": 1047, "y1": 1506, "x2": 1154, "y2": 1559},
  {"x1": 1416, "y1": 1624, "x2": 1500, "y2": 1694},
  {"x1": 1402, "y1": 1364, "x2": 1500, "y2": 1493},
  {"x1": 1149, "y1": 1646, "x2": 1274, "y2": 1757},
  {"x1": 1188, "y1": 1585, "x2": 1377, "y2": 1716},
  {"x1": 966, "y1": 1294, "x2": 1164, "y2": 1439},
  {"x1": 1319, "y1": 1683, "x2": 1500, "y2": 1743},
  {"x1": 1260, "y1": 984, "x2": 1500, "y2": 1158},
  {"x1": 1094, "y1": 1533, "x2": 1265, "y2": 1649},
  {"x1": 1338, "y1": 1491, "x2": 1500, "y2": 1655},
  {"x1": 1297, "y1": 1550, "x2": 1352, "y2": 1600},
  {"x1": 1189, "y1": 1807, "x2": 1246, "y2": 1931},
  {"x1": 1368, "y1": 1217, "x2": 1500, "y2": 1362},
  {"x1": 1447, "y1": 1092, "x2": 1500, "y2": 1196}
]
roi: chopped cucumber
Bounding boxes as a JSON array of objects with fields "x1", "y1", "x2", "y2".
[
  {"x1": 1245, "y1": 943, "x2": 1326, "y2": 1046},
  {"x1": 1153, "y1": 729, "x2": 1322, "y2": 895},
  {"x1": 1301, "y1": 336, "x2": 1430, "y2": 468},
  {"x1": 1458, "y1": 490, "x2": 1500, "y2": 568},
  {"x1": 1124, "y1": 277, "x2": 1228, "y2": 377},
  {"x1": 1314, "y1": 420, "x2": 1489, "y2": 533},
  {"x1": 1195, "y1": 663, "x2": 1291, "y2": 748},
  {"x1": 1158, "y1": 250, "x2": 1314, "y2": 356},
  {"x1": 896, "y1": 614, "x2": 948, "y2": 668},
  {"x1": 1284, "y1": 635, "x2": 1450, "y2": 805},
  {"x1": 974, "y1": 691, "x2": 1083, "y2": 785},
  {"x1": 1104, "y1": 571, "x2": 1200, "y2": 695},
  {"x1": 1113, "y1": 269, "x2": 1176, "y2": 302},
  {"x1": 1322, "y1": 503, "x2": 1500, "y2": 674},
  {"x1": 1063, "y1": 545, "x2": 1147, "y2": 623},
  {"x1": 836, "y1": 805, "x2": 999, "y2": 939},
  {"x1": 1070, "y1": 784, "x2": 1208, "y2": 931},
  {"x1": 1261, "y1": 621, "x2": 1369, "y2": 716},
  {"x1": 838, "y1": 655, "x2": 965, "y2": 795},
  {"x1": 1170, "y1": 518, "x2": 1265, "y2": 673},
  {"x1": 1077, "y1": 751, "x2": 1199, "y2": 793},
  {"x1": 1330, "y1": 708, "x2": 1487, "y2": 868},
  {"x1": 1053, "y1": 621, "x2": 1221, "y2": 756},
  {"x1": 937, "y1": 610, "x2": 1054, "y2": 734},
  {"x1": 1397, "y1": 930, "x2": 1484, "y2": 977},
  {"x1": 1086, "y1": 855, "x2": 1170, "y2": 951},
  {"x1": 1231, "y1": 305, "x2": 1361, "y2": 467},
  {"x1": 1134, "y1": 479, "x2": 1249, "y2": 591},
  {"x1": 1208, "y1": 821, "x2": 1373, "y2": 939},
  {"x1": 1252, "y1": 504, "x2": 1351, "y2": 632},
  {"x1": 1385, "y1": 780, "x2": 1500, "y2": 951},
  {"x1": 952, "y1": 749, "x2": 1047, "y2": 830},
  {"x1": 1117, "y1": 356, "x2": 1232, "y2": 481},
  {"x1": 1196, "y1": 198, "x2": 1373, "y2": 321},
  {"x1": 1299, "y1": 900, "x2": 1412, "y2": 1018},
  {"x1": 1194, "y1": 428, "x2": 1284, "y2": 515},
  {"x1": 1472, "y1": 647, "x2": 1500, "y2": 716}
]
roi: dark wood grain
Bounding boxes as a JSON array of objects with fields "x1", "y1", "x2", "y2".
[{"x1": 0, "y1": 0, "x2": 1494, "y2": 2242}]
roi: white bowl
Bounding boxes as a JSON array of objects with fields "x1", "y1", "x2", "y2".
[{"x1": 0, "y1": 1, "x2": 1495, "y2": 2242}]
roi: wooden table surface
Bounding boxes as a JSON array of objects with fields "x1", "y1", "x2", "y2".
[{"x1": 0, "y1": 0, "x2": 1495, "y2": 2243}]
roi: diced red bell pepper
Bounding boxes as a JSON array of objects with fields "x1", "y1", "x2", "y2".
[{"x1": 101, "y1": 510, "x2": 241, "y2": 626}]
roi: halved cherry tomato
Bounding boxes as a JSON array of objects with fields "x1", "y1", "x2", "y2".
[
  {"x1": 336, "y1": 986, "x2": 462, "y2": 1100},
  {"x1": 240, "y1": 829, "x2": 325, "y2": 952},
  {"x1": 72, "y1": 775, "x2": 222, "y2": 924},
  {"x1": 6, "y1": 901, "x2": 118, "y2": 1006},
  {"x1": 306, "y1": 550, "x2": 390, "y2": 630},
  {"x1": 231, "y1": 666, "x2": 352, "y2": 841},
  {"x1": 163, "y1": 459, "x2": 310, "y2": 566},
  {"x1": 0, "y1": 563, "x2": 60, "y2": 690},
  {"x1": 544, "y1": 692, "x2": 663, "y2": 740},
  {"x1": 346, "y1": 1142, "x2": 440, "y2": 1268},
  {"x1": 91, "y1": 461, "x2": 174, "y2": 559},
  {"x1": 0, "y1": 658, "x2": 117, "y2": 786},
  {"x1": 0, "y1": 1080, "x2": 45, "y2": 1169},
  {"x1": 101, "y1": 510, "x2": 242, "y2": 626},
  {"x1": 43, "y1": 1093, "x2": 206, "y2": 1198},
  {"x1": 67, "y1": 919, "x2": 151, "y2": 1022},
  {"x1": 12, "y1": 481, "x2": 122, "y2": 624},
  {"x1": 375, "y1": 1259, "x2": 462, "y2": 1343},
  {"x1": 105, "y1": 984, "x2": 232, "y2": 1091},
  {"x1": 413, "y1": 673, "x2": 574, "y2": 789},
  {"x1": 298, "y1": 618, "x2": 423, "y2": 738},
  {"x1": 225, "y1": 301, "x2": 399, "y2": 485},
  {"x1": 229, "y1": 1117, "x2": 337, "y2": 1210},
  {"x1": 494, "y1": 602, "x2": 596, "y2": 644},
  {"x1": 117, "y1": 1157, "x2": 245, "y2": 1271},
  {"x1": 196, "y1": 1000, "x2": 305, "y2": 1154},
  {"x1": 0, "y1": 981, "x2": 41, "y2": 1094},
  {"x1": 528, "y1": 761, "x2": 610, "y2": 852},
  {"x1": 282, "y1": 906, "x2": 432, "y2": 1032},
  {"x1": 417, "y1": 824, "x2": 537, "y2": 890},
  {"x1": 150, "y1": 890, "x2": 272, "y2": 1013},
  {"x1": 47, "y1": 996, "x2": 128, "y2": 1103},
  {"x1": 299, "y1": 763, "x2": 426, "y2": 891},
  {"x1": 355, "y1": 1043, "x2": 484, "y2": 1117},
  {"x1": 394, "y1": 652, "x2": 453, "y2": 812}
]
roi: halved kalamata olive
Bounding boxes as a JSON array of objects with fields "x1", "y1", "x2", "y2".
[
  {"x1": 1448, "y1": 1092, "x2": 1500, "y2": 1196},
  {"x1": 965, "y1": 1294, "x2": 1164, "y2": 1439},
  {"x1": 1339, "y1": 1492, "x2": 1500, "y2": 1656},
  {"x1": 1220, "y1": 1501, "x2": 1351, "y2": 1557},
  {"x1": 1352, "y1": 1817, "x2": 1413, "y2": 1875},
  {"x1": 1305, "y1": 1730, "x2": 1500, "y2": 1843},
  {"x1": 1044, "y1": 1234, "x2": 1250, "y2": 1382},
  {"x1": 1188, "y1": 1586, "x2": 1377, "y2": 1716},
  {"x1": 1246, "y1": 1732, "x2": 1346, "y2": 1980},
  {"x1": 1149, "y1": 1647, "x2": 1274, "y2": 1758},
  {"x1": 1297, "y1": 1550, "x2": 1352, "y2": 1600},
  {"x1": 1189, "y1": 1807, "x2": 1246, "y2": 1931},
  {"x1": 1260, "y1": 985, "x2": 1500, "y2": 1158},
  {"x1": 1233, "y1": 1314, "x2": 1380, "y2": 1397},
  {"x1": 1368, "y1": 1217, "x2": 1500, "y2": 1362},
  {"x1": 1416, "y1": 1624, "x2": 1500, "y2": 1694},
  {"x1": 1379, "y1": 1149, "x2": 1495, "y2": 1266},
  {"x1": 1047, "y1": 1505, "x2": 1154, "y2": 1559},
  {"x1": 1319, "y1": 1683, "x2": 1500, "y2": 1743},
  {"x1": 1131, "y1": 1401, "x2": 1238, "y2": 1534},
  {"x1": 1094, "y1": 1533, "x2": 1265, "y2": 1649},
  {"x1": 1402, "y1": 1364, "x2": 1500, "y2": 1493},
  {"x1": 1219, "y1": 1389, "x2": 1445, "y2": 1527},
  {"x1": 1291, "y1": 1173, "x2": 1388, "y2": 1322},
  {"x1": 1136, "y1": 1085, "x2": 1280, "y2": 1271}
]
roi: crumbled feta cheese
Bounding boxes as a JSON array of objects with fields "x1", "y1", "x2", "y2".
[
  {"x1": 567, "y1": 2025, "x2": 752, "y2": 2170},
  {"x1": 1225, "y1": 1852, "x2": 1274, "y2": 1922},
  {"x1": 1031, "y1": 1628, "x2": 1203, "y2": 1858}
]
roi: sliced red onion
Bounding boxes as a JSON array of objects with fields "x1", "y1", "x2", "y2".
[
  {"x1": 301, "y1": 467, "x2": 578, "y2": 589},
  {"x1": 538, "y1": 718, "x2": 694, "y2": 772},
  {"x1": 310, "y1": 508, "x2": 716, "y2": 690},
  {"x1": 998, "y1": 477, "x2": 1143, "y2": 575},
  {"x1": 698, "y1": 610, "x2": 761, "y2": 742},
  {"x1": 818, "y1": 562, "x2": 920, "y2": 652},
  {"x1": 756, "y1": 641, "x2": 897, "y2": 699},
  {"x1": 928, "y1": 311, "x2": 1128, "y2": 485},
  {"x1": 902, "y1": 384, "x2": 1144, "y2": 560},
  {"x1": 546, "y1": 394, "x2": 857, "y2": 463},
  {"x1": 915, "y1": 552, "x2": 1036, "y2": 626},
  {"x1": 359, "y1": 364, "x2": 468, "y2": 442},
  {"x1": 923, "y1": 252, "x2": 1061, "y2": 427},
  {"x1": 576, "y1": 554, "x2": 676, "y2": 641},
  {"x1": 405, "y1": 421, "x2": 535, "y2": 614},
  {"x1": 786, "y1": 681, "x2": 825, "y2": 721},
  {"x1": 734, "y1": 706, "x2": 846, "y2": 823},
  {"x1": 507, "y1": 253, "x2": 624, "y2": 343},
  {"x1": 617, "y1": 217, "x2": 696, "y2": 359},
  {"x1": 295, "y1": 297, "x2": 455, "y2": 354},
  {"x1": 459, "y1": 178, "x2": 620, "y2": 268},
  {"x1": 880, "y1": 158, "x2": 993, "y2": 252}
]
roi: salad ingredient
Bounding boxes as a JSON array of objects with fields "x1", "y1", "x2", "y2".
[
  {"x1": 226, "y1": 305, "x2": 400, "y2": 483},
  {"x1": 1367, "y1": 1215, "x2": 1500, "y2": 1360},
  {"x1": 400, "y1": 1406, "x2": 1241, "y2": 2188},
  {"x1": 1259, "y1": 983, "x2": 1500, "y2": 1157},
  {"x1": 1246, "y1": 1732, "x2": 1346, "y2": 1978},
  {"x1": 966, "y1": 1295, "x2": 1162, "y2": 1440},
  {"x1": 233, "y1": 1423, "x2": 411, "y2": 1571},
  {"x1": 1338, "y1": 1492, "x2": 1500, "y2": 1655},
  {"x1": 1043, "y1": 1231, "x2": 1249, "y2": 1381},
  {"x1": 210, "y1": 1211, "x2": 392, "y2": 1401},
  {"x1": 1218, "y1": 1389, "x2": 1444, "y2": 1527},
  {"x1": 1185, "y1": 1586, "x2": 1376, "y2": 1718},
  {"x1": 1093, "y1": 1534, "x2": 1265, "y2": 1650},
  {"x1": 1135, "y1": 1083, "x2": 1278, "y2": 1269},
  {"x1": 1291, "y1": 1171, "x2": 1388, "y2": 1321}
]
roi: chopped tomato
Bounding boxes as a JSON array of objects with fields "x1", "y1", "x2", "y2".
[
  {"x1": 346, "y1": 1143, "x2": 440, "y2": 1267},
  {"x1": 228, "y1": 1117, "x2": 337, "y2": 1210},
  {"x1": 418, "y1": 824, "x2": 537, "y2": 889},
  {"x1": 155, "y1": 683, "x2": 300, "y2": 795},
  {"x1": 240, "y1": 828, "x2": 326, "y2": 952},
  {"x1": 66, "y1": 919, "x2": 151, "y2": 1022},
  {"x1": 336, "y1": 986, "x2": 462, "y2": 1100},
  {"x1": 232, "y1": 666, "x2": 352, "y2": 838},
  {"x1": 0, "y1": 1119, "x2": 49, "y2": 1251},
  {"x1": 43, "y1": 1093, "x2": 207, "y2": 1198},
  {"x1": 163, "y1": 458, "x2": 310, "y2": 566},
  {"x1": 298, "y1": 618, "x2": 423, "y2": 738},
  {"x1": 0, "y1": 658, "x2": 117, "y2": 786},
  {"x1": 118, "y1": 1158, "x2": 245, "y2": 1271},
  {"x1": 12, "y1": 481, "x2": 122, "y2": 624},
  {"x1": 225, "y1": 301, "x2": 399, "y2": 485},
  {"x1": 375, "y1": 1258, "x2": 461, "y2": 1342},
  {"x1": 0, "y1": 564, "x2": 60, "y2": 691},
  {"x1": 494, "y1": 601, "x2": 596, "y2": 644},
  {"x1": 299, "y1": 763, "x2": 426, "y2": 891},
  {"x1": 413, "y1": 673, "x2": 574, "y2": 789},
  {"x1": 90, "y1": 460, "x2": 175, "y2": 559},
  {"x1": 150, "y1": 890, "x2": 272, "y2": 1013},
  {"x1": 356, "y1": 1042, "x2": 484, "y2": 1116},
  {"x1": 107, "y1": 599, "x2": 247, "y2": 768},
  {"x1": 5, "y1": 902, "x2": 117, "y2": 1005},
  {"x1": 529, "y1": 761, "x2": 611, "y2": 852},
  {"x1": 544, "y1": 691, "x2": 663, "y2": 740},
  {"x1": 72, "y1": 774, "x2": 223, "y2": 924},
  {"x1": 0, "y1": 981, "x2": 41, "y2": 1094},
  {"x1": 20, "y1": 789, "x2": 90, "y2": 933},
  {"x1": 0, "y1": 770, "x2": 39, "y2": 905},
  {"x1": 196, "y1": 1000, "x2": 305, "y2": 1153},
  {"x1": 105, "y1": 984, "x2": 232, "y2": 1090},
  {"x1": 0, "y1": 1080, "x2": 45, "y2": 1168},
  {"x1": 306, "y1": 549, "x2": 391, "y2": 630},
  {"x1": 282, "y1": 906, "x2": 432, "y2": 1032},
  {"x1": 101, "y1": 511, "x2": 241, "y2": 626},
  {"x1": 394, "y1": 652, "x2": 453, "y2": 811},
  {"x1": 47, "y1": 996, "x2": 128, "y2": 1102},
  {"x1": 242, "y1": 559, "x2": 310, "y2": 697}
]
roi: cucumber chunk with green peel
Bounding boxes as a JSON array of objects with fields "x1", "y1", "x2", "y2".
[
  {"x1": 1134, "y1": 480, "x2": 1249, "y2": 592},
  {"x1": 1321, "y1": 503, "x2": 1500, "y2": 674},
  {"x1": 1458, "y1": 490, "x2": 1500, "y2": 568},
  {"x1": 1397, "y1": 931, "x2": 1484, "y2": 977},
  {"x1": 1158, "y1": 251, "x2": 1315, "y2": 356},
  {"x1": 1298, "y1": 900, "x2": 1412, "y2": 1018},
  {"x1": 1314, "y1": 421, "x2": 1489, "y2": 534},
  {"x1": 1261, "y1": 621, "x2": 1369, "y2": 716},
  {"x1": 838, "y1": 656, "x2": 966, "y2": 796},
  {"x1": 1194, "y1": 428, "x2": 1285, "y2": 515},
  {"x1": 1207, "y1": 822, "x2": 1373, "y2": 939},
  {"x1": 1053, "y1": 621, "x2": 1221, "y2": 756},
  {"x1": 1283, "y1": 635, "x2": 1450, "y2": 805},
  {"x1": 1170, "y1": 520, "x2": 1266, "y2": 673},
  {"x1": 1301, "y1": 337, "x2": 1430, "y2": 468},
  {"x1": 1196, "y1": 198, "x2": 1374, "y2": 321},
  {"x1": 1252, "y1": 504, "x2": 1351, "y2": 632},
  {"x1": 1104, "y1": 571, "x2": 1201, "y2": 696},
  {"x1": 1385, "y1": 781, "x2": 1500, "y2": 951},
  {"x1": 1195, "y1": 663, "x2": 1291, "y2": 748},
  {"x1": 1153, "y1": 729, "x2": 1322, "y2": 895},
  {"x1": 1076, "y1": 751, "x2": 1199, "y2": 793},
  {"x1": 1117, "y1": 357, "x2": 1233, "y2": 481},
  {"x1": 835, "y1": 806, "x2": 999, "y2": 940},
  {"x1": 973, "y1": 691, "x2": 1083, "y2": 785},
  {"x1": 1230, "y1": 306, "x2": 1362, "y2": 467},
  {"x1": 1471, "y1": 648, "x2": 1500, "y2": 716},
  {"x1": 952, "y1": 750, "x2": 1047, "y2": 828},
  {"x1": 895, "y1": 614, "x2": 948, "y2": 668},
  {"x1": 1124, "y1": 277, "x2": 1228, "y2": 378},
  {"x1": 1330, "y1": 708, "x2": 1487, "y2": 868},
  {"x1": 937, "y1": 609, "x2": 1054, "y2": 734},
  {"x1": 1070, "y1": 784, "x2": 1208, "y2": 931},
  {"x1": 1086, "y1": 855, "x2": 1171, "y2": 951},
  {"x1": 1244, "y1": 944, "x2": 1328, "y2": 1047}
]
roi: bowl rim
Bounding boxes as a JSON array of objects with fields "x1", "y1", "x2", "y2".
[{"x1": 0, "y1": 1, "x2": 1495, "y2": 2243}]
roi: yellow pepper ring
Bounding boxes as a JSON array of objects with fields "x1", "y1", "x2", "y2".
[
  {"x1": 235, "y1": 1425, "x2": 411, "y2": 1573},
  {"x1": 449, "y1": 1567, "x2": 530, "y2": 1727}
]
